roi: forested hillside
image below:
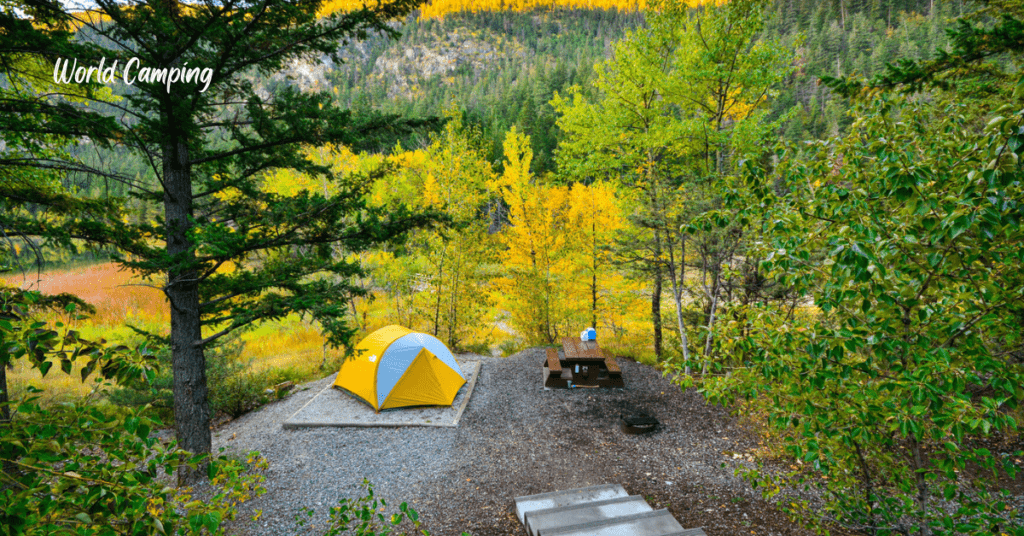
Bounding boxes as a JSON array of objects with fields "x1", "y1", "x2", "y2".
[
  {"x1": 57, "y1": 0, "x2": 956, "y2": 202},
  {"x1": 310, "y1": 0, "x2": 954, "y2": 172}
]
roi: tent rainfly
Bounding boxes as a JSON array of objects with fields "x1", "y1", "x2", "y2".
[{"x1": 334, "y1": 325, "x2": 466, "y2": 411}]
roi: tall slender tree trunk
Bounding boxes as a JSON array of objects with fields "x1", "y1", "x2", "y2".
[
  {"x1": 0, "y1": 365, "x2": 9, "y2": 425},
  {"x1": 653, "y1": 271, "x2": 662, "y2": 359},
  {"x1": 651, "y1": 227, "x2": 663, "y2": 360},
  {"x1": 667, "y1": 238, "x2": 691, "y2": 374},
  {"x1": 544, "y1": 262, "x2": 554, "y2": 344},
  {"x1": 591, "y1": 219, "x2": 598, "y2": 328},
  {"x1": 448, "y1": 254, "x2": 461, "y2": 349},
  {"x1": 163, "y1": 136, "x2": 211, "y2": 485},
  {"x1": 433, "y1": 248, "x2": 445, "y2": 338},
  {"x1": 349, "y1": 299, "x2": 361, "y2": 330},
  {"x1": 909, "y1": 435, "x2": 932, "y2": 536},
  {"x1": 701, "y1": 274, "x2": 720, "y2": 377}
]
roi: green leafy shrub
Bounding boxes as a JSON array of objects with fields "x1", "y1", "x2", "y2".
[
  {"x1": 104, "y1": 343, "x2": 175, "y2": 420},
  {"x1": 498, "y1": 337, "x2": 525, "y2": 357},
  {"x1": 697, "y1": 93, "x2": 1024, "y2": 535},
  {"x1": 209, "y1": 367, "x2": 270, "y2": 419},
  {"x1": 0, "y1": 392, "x2": 267, "y2": 535},
  {"x1": 0, "y1": 289, "x2": 267, "y2": 535},
  {"x1": 295, "y1": 480, "x2": 470, "y2": 536},
  {"x1": 205, "y1": 336, "x2": 268, "y2": 419},
  {"x1": 460, "y1": 340, "x2": 492, "y2": 356}
]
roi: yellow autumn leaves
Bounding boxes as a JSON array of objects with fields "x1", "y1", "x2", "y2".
[
  {"x1": 318, "y1": 0, "x2": 722, "y2": 20},
  {"x1": 260, "y1": 121, "x2": 649, "y2": 353},
  {"x1": 316, "y1": 0, "x2": 648, "y2": 19},
  {"x1": 493, "y1": 128, "x2": 630, "y2": 345}
]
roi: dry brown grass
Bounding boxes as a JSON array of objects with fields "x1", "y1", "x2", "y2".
[
  {"x1": 5, "y1": 263, "x2": 332, "y2": 401},
  {"x1": 12, "y1": 262, "x2": 167, "y2": 326}
]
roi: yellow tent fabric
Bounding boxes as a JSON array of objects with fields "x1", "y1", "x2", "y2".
[{"x1": 333, "y1": 325, "x2": 466, "y2": 411}]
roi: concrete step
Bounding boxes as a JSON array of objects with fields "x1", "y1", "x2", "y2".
[
  {"x1": 513, "y1": 484, "x2": 628, "y2": 524},
  {"x1": 540, "y1": 509, "x2": 686, "y2": 536},
  {"x1": 524, "y1": 495, "x2": 653, "y2": 536}
]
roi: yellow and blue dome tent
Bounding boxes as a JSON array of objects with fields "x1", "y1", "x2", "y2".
[{"x1": 333, "y1": 325, "x2": 466, "y2": 411}]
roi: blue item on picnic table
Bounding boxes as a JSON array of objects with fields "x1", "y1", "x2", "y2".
[{"x1": 579, "y1": 327, "x2": 597, "y2": 341}]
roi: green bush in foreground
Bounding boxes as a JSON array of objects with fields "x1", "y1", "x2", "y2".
[
  {"x1": 694, "y1": 91, "x2": 1024, "y2": 535},
  {"x1": 0, "y1": 289, "x2": 267, "y2": 535},
  {"x1": 1, "y1": 394, "x2": 267, "y2": 535},
  {"x1": 295, "y1": 480, "x2": 471, "y2": 536}
]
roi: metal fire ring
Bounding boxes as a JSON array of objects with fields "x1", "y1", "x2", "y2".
[{"x1": 621, "y1": 413, "x2": 659, "y2": 435}]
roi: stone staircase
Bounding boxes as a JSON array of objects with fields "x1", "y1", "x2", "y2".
[{"x1": 513, "y1": 484, "x2": 706, "y2": 536}]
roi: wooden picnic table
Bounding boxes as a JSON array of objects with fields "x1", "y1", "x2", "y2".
[
  {"x1": 561, "y1": 338, "x2": 604, "y2": 360},
  {"x1": 560, "y1": 338, "x2": 607, "y2": 384},
  {"x1": 541, "y1": 337, "x2": 624, "y2": 389}
]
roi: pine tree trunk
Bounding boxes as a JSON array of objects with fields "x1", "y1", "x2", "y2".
[{"x1": 163, "y1": 138, "x2": 211, "y2": 485}]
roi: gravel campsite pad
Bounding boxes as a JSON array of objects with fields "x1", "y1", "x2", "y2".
[
  {"x1": 282, "y1": 361, "x2": 481, "y2": 428},
  {"x1": 215, "y1": 349, "x2": 821, "y2": 536}
]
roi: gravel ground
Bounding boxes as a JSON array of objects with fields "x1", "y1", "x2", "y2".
[{"x1": 215, "y1": 349, "x2": 822, "y2": 536}]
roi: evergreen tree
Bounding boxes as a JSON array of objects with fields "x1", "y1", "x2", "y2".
[{"x1": 3, "y1": 0, "x2": 437, "y2": 483}]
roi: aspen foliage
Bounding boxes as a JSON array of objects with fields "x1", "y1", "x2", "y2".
[
  {"x1": 409, "y1": 114, "x2": 497, "y2": 349},
  {"x1": 493, "y1": 128, "x2": 571, "y2": 345},
  {"x1": 357, "y1": 112, "x2": 499, "y2": 350},
  {"x1": 564, "y1": 181, "x2": 625, "y2": 327},
  {"x1": 262, "y1": 144, "x2": 367, "y2": 198},
  {"x1": 318, "y1": 0, "x2": 722, "y2": 20}
]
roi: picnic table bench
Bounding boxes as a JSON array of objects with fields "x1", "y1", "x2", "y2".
[{"x1": 542, "y1": 338, "x2": 624, "y2": 389}]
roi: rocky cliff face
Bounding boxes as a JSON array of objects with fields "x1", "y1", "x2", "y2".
[
  {"x1": 269, "y1": 27, "x2": 526, "y2": 100},
  {"x1": 268, "y1": 39, "x2": 373, "y2": 95},
  {"x1": 372, "y1": 29, "x2": 525, "y2": 97}
]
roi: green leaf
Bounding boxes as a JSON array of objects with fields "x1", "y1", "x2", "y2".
[
  {"x1": 944, "y1": 484, "x2": 956, "y2": 501},
  {"x1": 949, "y1": 215, "x2": 972, "y2": 239},
  {"x1": 205, "y1": 511, "x2": 222, "y2": 533}
]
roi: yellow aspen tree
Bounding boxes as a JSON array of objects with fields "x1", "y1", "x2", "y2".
[
  {"x1": 564, "y1": 181, "x2": 625, "y2": 328},
  {"x1": 494, "y1": 127, "x2": 571, "y2": 345},
  {"x1": 358, "y1": 113, "x2": 497, "y2": 350},
  {"x1": 261, "y1": 144, "x2": 368, "y2": 198},
  {"x1": 416, "y1": 115, "x2": 496, "y2": 350}
]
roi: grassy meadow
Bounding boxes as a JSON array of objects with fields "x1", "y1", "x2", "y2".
[{"x1": 6, "y1": 262, "x2": 336, "y2": 404}]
